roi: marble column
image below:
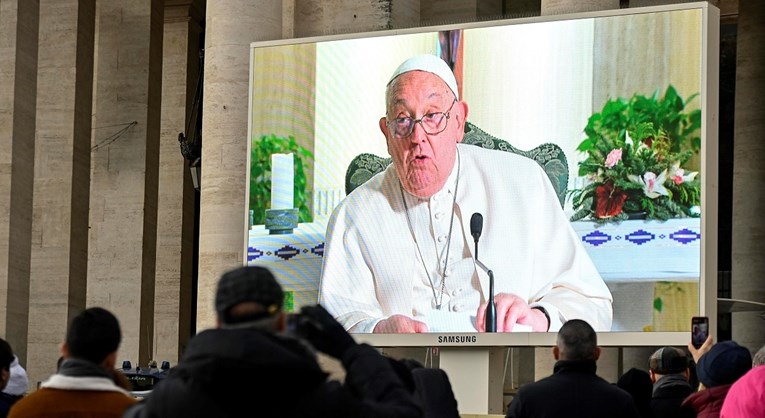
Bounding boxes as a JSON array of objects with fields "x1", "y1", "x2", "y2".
[
  {"x1": 153, "y1": 0, "x2": 204, "y2": 366},
  {"x1": 0, "y1": 0, "x2": 38, "y2": 358},
  {"x1": 293, "y1": 0, "x2": 405, "y2": 37},
  {"x1": 420, "y1": 0, "x2": 502, "y2": 23},
  {"x1": 541, "y1": 0, "x2": 619, "y2": 15},
  {"x1": 731, "y1": 1, "x2": 765, "y2": 352},
  {"x1": 27, "y1": 0, "x2": 95, "y2": 388},
  {"x1": 88, "y1": 0, "x2": 164, "y2": 366},
  {"x1": 197, "y1": 1, "x2": 282, "y2": 330}
]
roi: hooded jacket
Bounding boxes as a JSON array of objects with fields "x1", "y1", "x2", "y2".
[{"x1": 126, "y1": 327, "x2": 422, "y2": 418}]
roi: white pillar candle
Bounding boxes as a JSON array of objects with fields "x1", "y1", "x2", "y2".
[{"x1": 271, "y1": 153, "x2": 294, "y2": 210}]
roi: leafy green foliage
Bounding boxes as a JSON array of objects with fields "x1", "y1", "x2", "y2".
[
  {"x1": 249, "y1": 134, "x2": 314, "y2": 225},
  {"x1": 568, "y1": 86, "x2": 702, "y2": 224}
]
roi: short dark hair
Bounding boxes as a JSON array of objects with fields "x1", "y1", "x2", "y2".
[
  {"x1": 556, "y1": 319, "x2": 598, "y2": 361},
  {"x1": 0, "y1": 338, "x2": 13, "y2": 371},
  {"x1": 66, "y1": 307, "x2": 121, "y2": 364}
]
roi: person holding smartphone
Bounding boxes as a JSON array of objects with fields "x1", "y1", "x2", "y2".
[{"x1": 124, "y1": 266, "x2": 422, "y2": 418}]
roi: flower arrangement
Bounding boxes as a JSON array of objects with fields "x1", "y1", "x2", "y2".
[{"x1": 569, "y1": 86, "x2": 702, "y2": 223}]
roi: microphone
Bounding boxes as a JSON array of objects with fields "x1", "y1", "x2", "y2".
[
  {"x1": 470, "y1": 213, "x2": 483, "y2": 259},
  {"x1": 471, "y1": 212, "x2": 496, "y2": 333}
]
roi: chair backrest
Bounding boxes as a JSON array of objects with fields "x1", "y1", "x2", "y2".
[{"x1": 344, "y1": 121, "x2": 569, "y2": 207}]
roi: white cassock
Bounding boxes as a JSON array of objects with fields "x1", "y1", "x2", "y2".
[{"x1": 319, "y1": 143, "x2": 612, "y2": 333}]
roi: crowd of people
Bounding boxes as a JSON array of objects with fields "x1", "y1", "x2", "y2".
[{"x1": 0, "y1": 264, "x2": 763, "y2": 417}]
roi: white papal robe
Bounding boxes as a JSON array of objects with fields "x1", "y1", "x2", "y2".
[{"x1": 319, "y1": 144, "x2": 612, "y2": 333}]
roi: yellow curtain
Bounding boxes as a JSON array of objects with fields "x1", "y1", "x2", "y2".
[{"x1": 652, "y1": 281, "x2": 699, "y2": 331}]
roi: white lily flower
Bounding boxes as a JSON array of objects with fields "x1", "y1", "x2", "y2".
[
  {"x1": 625, "y1": 131, "x2": 633, "y2": 146},
  {"x1": 628, "y1": 170, "x2": 669, "y2": 199},
  {"x1": 670, "y1": 162, "x2": 698, "y2": 185}
]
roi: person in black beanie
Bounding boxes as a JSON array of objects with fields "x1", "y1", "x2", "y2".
[
  {"x1": 124, "y1": 265, "x2": 422, "y2": 418},
  {"x1": 678, "y1": 340, "x2": 752, "y2": 418}
]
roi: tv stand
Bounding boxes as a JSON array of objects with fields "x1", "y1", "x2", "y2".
[{"x1": 439, "y1": 347, "x2": 505, "y2": 414}]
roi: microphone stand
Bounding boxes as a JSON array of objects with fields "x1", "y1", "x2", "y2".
[{"x1": 475, "y1": 259, "x2": 497, "y2": 333}]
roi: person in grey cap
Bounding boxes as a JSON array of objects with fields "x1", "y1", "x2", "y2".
[
  {"x1": 123, "y1": 265, "x2": 422, "y2": 418},
  {"x1": 647, "y1": 346, "x2": 693, "y2": 418},
  {"x1": 319, "y1": 53, "x2": 612, "y2": 333}
]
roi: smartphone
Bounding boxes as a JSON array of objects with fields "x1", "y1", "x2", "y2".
[
  {"x1": 691, "y1": 316, "x2": 709, "y2": 349},
  {"x1": 286, "y1": 313, "x2": 301, "y2": 333}
]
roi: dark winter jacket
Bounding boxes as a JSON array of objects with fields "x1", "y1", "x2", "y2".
[
  {"x1": 124, "y1": 328, "x2": 422, "y2": 418},
  {"x1": 678, "y1": 383, "x2": 733, "y2": 418},
  {"x1": 505, "y1": 359, "x2": 641, "y2": 418},
  {"x1": 651, "y1": 374, "x2": 693, "y2": 418}
]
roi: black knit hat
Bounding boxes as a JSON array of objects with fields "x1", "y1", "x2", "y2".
[
  {"x1": 649, "y1": 347, "x2": 689, "y2": 374},
  {"x1": 696, "y1": 340, "x2": 752, "y2": 388},
  {"x1": 215, "y1": 266, "x2": 283, "y2": 323}
]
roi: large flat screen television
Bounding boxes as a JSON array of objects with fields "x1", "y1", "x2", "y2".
[{"x1": 245, "y1": 2, "x2": 719, "y2": 347}]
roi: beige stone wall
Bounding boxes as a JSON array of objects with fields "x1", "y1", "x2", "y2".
[
  {"x1": 731, "y1": 0, "x2": 765, "y2": 351},
  {"x1": 0, "y1": 0, "x2": 38, "y2": 360},
  {"x1": 196, "y1": 0, "x2": 283, "y2": 331},
  {"x1": 27, "y1": 0, "x2": 95, "y2": 388},
  {"x1": 88, "y1": 0, "x2": 164, "y2": 366},
  {"x1": 154, "y1": 0, "x2": 204, "y2": 366}
]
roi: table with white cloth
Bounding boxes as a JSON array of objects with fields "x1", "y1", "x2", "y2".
[
  {"x1": 571, "y1": 217, "x2": 701, "y2": 331},
  {"x1": 247, "y1": 222, "x2": 326, "y2": 312},
  {"x1": 247, "y1": 218, "x2": 701, "y2": 330}
]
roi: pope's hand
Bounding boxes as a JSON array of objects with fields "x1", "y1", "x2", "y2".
[
  {"x1": 476, "y1": 293, "x2": 548, "y2": 332},
  {"x1": 373, "y1": 315, "x2": 428, "y2": 333}
]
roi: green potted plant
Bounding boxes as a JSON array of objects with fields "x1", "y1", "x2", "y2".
[
  {"x1": 568, "y1": 86, "x2": 702, "y2": 223},
  {"x1": 249, "y1": 134, "x2": 314, "y2": 226}
]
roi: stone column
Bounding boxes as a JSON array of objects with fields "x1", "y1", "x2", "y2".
[
  {"x1": 197, "y1": 1, "x2": 282, "y2": 330},
  {"x1": 154, "y1": 0, "x2": 204, "y2": 367},
  {"x1": 0, "y1": 0, "x2": 39, "y2": 357},
  {"x1": 293, "y1": 0, "x2": 419, "y2": 37},
  {"x1": 89, "y1": 0, "x2": 164, "y2": 366},
  {"x1": 541, "y1": 0, "x2": 619, "y2": 15},
  {"x1": 420, "y1": 0, "x2": 502, "y2": 24},
  {"x1": 27, "y1": 0, "x2": 95, "y2": 388},
  {"x1": 731, "y1": 2, "x2": 765, "y2": 351}
]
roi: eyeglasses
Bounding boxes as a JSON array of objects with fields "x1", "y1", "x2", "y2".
[{"x1": 387, "y1": 99, "x2": 457, "y2": 139}]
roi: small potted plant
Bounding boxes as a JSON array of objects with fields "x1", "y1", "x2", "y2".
[{"x1": 569, "y1": 86, "x2": 701, "y2": 223}]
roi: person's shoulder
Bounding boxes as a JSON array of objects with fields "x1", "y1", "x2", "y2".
[{"x1": 6, "y1": 389, "x2": 50, "y2": 416}]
